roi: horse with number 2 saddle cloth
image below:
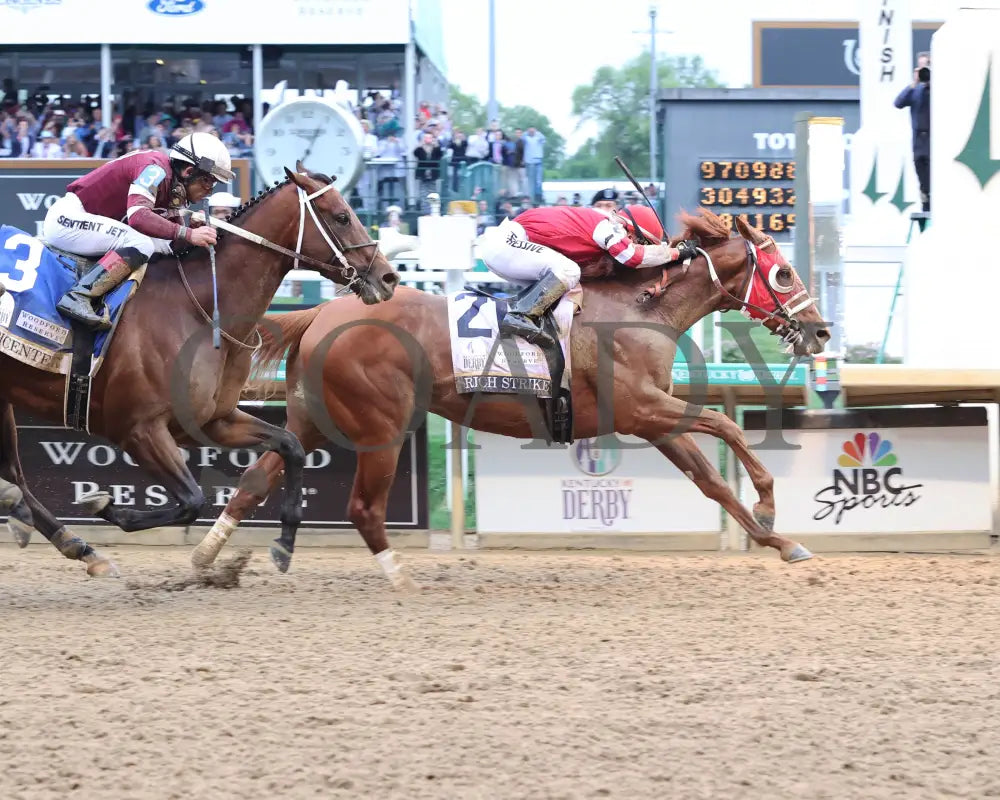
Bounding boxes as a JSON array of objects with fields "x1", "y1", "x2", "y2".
[
  {"x1": 0, "y1": 224, "x2": 143, "y2": 431},
  {"x1": 446, "y1": 282, "x2": 581, "y2": 445}
]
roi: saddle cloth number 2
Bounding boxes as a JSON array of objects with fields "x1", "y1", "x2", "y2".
[
  {"x1": 455, "y1": 292, "x2": 503, "y2": 339},
  {"x1": 1, "y1": 233, "x2": 43, "y2": 293}
]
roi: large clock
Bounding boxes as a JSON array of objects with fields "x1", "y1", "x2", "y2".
[{"x1": 254, "y1": 97, "x2": 366, "y2": 191}]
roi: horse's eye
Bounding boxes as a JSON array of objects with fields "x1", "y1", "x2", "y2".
[
  {"x1": 778, "y1": 268, "x2": 793, "y2": 284},
  {"x1": 335, "y1": 213, "x2": 350, "y2": 225}
]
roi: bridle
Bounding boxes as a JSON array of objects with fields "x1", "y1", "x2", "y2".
[
  {"x1": 637, "y1": 234, "x2": 816, "y2": 350},
  {"x1": 289, "y1": 183, "x2": 381, "y2": 294},
  {"x1": 199, "y1": 182, "x2": 380, "y2": 293},
  {"x1": 176, "y1": 179, "x2": 381, "y2": 348},
  {"x1": 705, "y1": 237, "x2": 815, "y2": 349}
]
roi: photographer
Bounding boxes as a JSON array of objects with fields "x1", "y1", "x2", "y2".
[{"x1": 894, "y1": 52, "x2": 931, "y2": 212}]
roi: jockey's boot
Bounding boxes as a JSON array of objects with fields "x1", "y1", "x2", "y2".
[
  {"x1": 56, "y1": 247, "x2": 145, "y2": 331},
  {"x1": 498, "y1": 270, "x2": 569, "y2": 347}
]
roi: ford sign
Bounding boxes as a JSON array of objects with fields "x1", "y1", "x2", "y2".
[{"x1": 148, "y1": 0, "x2": 204, "y2": 15}]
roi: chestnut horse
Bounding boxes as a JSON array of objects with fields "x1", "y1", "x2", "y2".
[
  {"x1": 192, "y1": 210, "x2": 830, "y2": 586},
  {"x1": 0, "y1": 164, "x2": 398, "y2": 576}
]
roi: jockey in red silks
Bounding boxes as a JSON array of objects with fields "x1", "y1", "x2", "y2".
[
  {"x1": 478, "y1": 204, "x2": 698, "y2": 345},
  {"x1": 42, "y1": 132, "x2": 234, "y2": 330}
]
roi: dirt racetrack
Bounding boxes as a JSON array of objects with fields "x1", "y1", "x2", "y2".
[{"x1": 2, "y1": 543, "x2": 1000, "y2": 800}]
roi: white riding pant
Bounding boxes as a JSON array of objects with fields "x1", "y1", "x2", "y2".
[
  {"x1": 42, "y1": 192, "x2": 172, "y2": 261},
  {"x1": 477, "y1": 217, "x2": 581, "y2": 288}
]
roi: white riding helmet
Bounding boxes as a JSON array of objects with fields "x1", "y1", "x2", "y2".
[
  {"x1": 207, "y1": 191, "x2": 241, "y2": 209},
  {"x1": 169, "y1": 132, "x2": 234, "y2": 183}
]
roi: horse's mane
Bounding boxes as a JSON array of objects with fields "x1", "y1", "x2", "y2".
[
  {"x1": 669, "y1": 207, "x2": 733, "y2": 249},
  {"x1": 172, "y1": 166, "x2": 335, "y2": 262},
  {"x1": 579, "y1": 205, "x2": 733, "y2": 282}
]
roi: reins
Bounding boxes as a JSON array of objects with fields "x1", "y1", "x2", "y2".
[
  {"x1": 175, "y1": 259, "x2": 263, "y2": 351},
  {"x1": 638, "y1": 234, "x2": 817, "y2": 350}
]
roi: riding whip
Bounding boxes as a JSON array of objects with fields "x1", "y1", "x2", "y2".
[
  {"x1": 207, "y1": 216, "x2": 221, "y2": 349},
  {"x1": 614, "y1": 156, "x2": 667, "y2": 242}
]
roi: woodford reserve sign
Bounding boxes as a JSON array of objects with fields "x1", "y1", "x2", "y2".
[{"x1": 6, "y1": 404, "x2": 428, "y2": 530}]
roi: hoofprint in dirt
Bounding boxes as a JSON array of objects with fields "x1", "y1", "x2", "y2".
[{"x1": 2, "y1": 545, "x2": 999, "y2": 800}]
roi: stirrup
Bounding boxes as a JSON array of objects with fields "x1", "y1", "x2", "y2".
[
  {"x1": 500, "y1": 313, "x2": 545, "y2": 343},
  {"x1": 57, "y1": 295, "x2": 111, "y2": 331}
]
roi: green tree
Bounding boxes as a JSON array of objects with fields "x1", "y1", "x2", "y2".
[
  {"x1": 448, "y1": 85, "x2": 488, "y2": 131},
  {"x1": 562, "y1": 53, "x2": 724, "y2": 179},
  {"x1": 556, "y1": 139, "x2": 604, "y2": 179}
]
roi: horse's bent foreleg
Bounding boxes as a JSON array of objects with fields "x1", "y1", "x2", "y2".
[
  {"x1": 0, "y1": 478, "x2": 33, "y2": 548},
  {"x1": 191, "y1": 410, "x2": 309, "y2": 573},
  {"x1": 686, "y1": 407, "x2": 778, "y2": 531},
  {"x1": 653, "y1": 433, "x2": 810, "y2": 562},
  {"x1": 89, "y1": 419, "x2": 206, "y2": 531},
  {"x1": 349, "y1": 444, "x2": 418, "y2": 591},
  {"x1": 0, "y1": 400, "x2": 119, "y2": 576},
  {"x1": 633, "y1": 394, "x2": 811, "y2": 563},
  {"x1": 0, "y1": 401, "x2": 34, "y2": 546},
  {"x1": 191, "y1": 451, "x2": 287, "y2": 568}
]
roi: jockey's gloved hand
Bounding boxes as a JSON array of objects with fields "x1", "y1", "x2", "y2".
[
  {"x1": 190, "y1": 226, "x2": 218, "y2": 248},
  {"x1": 674, "y1": 240, "x2": 699, "y2": 261}
]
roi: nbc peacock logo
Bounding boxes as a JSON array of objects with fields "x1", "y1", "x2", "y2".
[
  {"x1": 837, "y1": 432, "x2": 897, "y2": 468},
  {"x1": 813, "y1": 432, "x2": 922, "y2": 524}
]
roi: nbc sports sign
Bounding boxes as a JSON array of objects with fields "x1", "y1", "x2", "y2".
[
  {"x1": 473, "y1": 432, "x2": 722, "y2": 544},
  {"x1": 813, "y1": 431, "x2": 923, "y2": 525},
  {"x1": 741, "y1": 407, "x2": 992, "y2": 540}
]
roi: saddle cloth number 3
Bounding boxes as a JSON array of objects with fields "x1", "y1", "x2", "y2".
[{"x1": 1, "y1": 233, "x2": 43, "y2": 293}]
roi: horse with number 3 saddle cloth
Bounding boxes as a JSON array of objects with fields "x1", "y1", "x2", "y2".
[{"x1": 0, "y1": 224, "x2": 144, "y2": 428}]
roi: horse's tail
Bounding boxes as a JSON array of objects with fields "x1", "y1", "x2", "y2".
[{"x1": 246, "y1": 305, "x2": 325, "y2": 398}]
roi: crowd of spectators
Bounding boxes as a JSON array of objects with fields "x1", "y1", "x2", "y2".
[
  {"x1": 351, "y1": 92, "x2": 548, "y2": 212},
  {"x1": 470, "y1": 185, "x2": 658, "y2": 235},
  {"x1": 0, "y1": 85, "x2": 554, "y2": 217},
  {"x1": 0, "y1": 91, "x2": 259, "y2": 162}
]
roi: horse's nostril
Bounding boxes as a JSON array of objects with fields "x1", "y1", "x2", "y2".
[
  {"x1": 817, "y1": 329, "x2": 831, "y2": 340},
  {"x1": 383, "y1": 272, "x2": 400, "y2": 289}
]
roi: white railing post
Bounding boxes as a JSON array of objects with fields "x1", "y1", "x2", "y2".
[{"x1": 417, "y1": 201, "x2": 477, "y2": 550}]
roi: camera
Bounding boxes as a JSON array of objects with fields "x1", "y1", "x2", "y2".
[{"x1": 918, "y1": 66, "x2": 931, "y2": 83}]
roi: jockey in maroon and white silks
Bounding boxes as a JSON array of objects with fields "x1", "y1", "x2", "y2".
[
  {"x1": 478, "y1": 204, "x2": 698, "y2": 346},
  {"x1": 42, "y1": 132, "x2": 234, "y2": 331}
]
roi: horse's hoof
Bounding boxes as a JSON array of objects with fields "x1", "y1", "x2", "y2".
[
  {"x1": 84, "y1": 556, "x2": 121, "y2": 578},
  {"x1": 270, "y1": 541, "x2": 292, "y2": 574},
  {"x1": 385, "y1": 567, "x2": 420, "y2": 593},
  {"x1": 782, "y1": 543, "x2": 814, "y2": 563},
  {"x1": 191, "y1": 539, "x2": 223, "y2": 569},
  {"x1": 7, "y1": 517, "x2": 33, "y2": 548},
  {"x1": 0, "y1": 481, "x2": 24, "y2": 511},
  {"x1": 80, "y1": 491, "x2": 112, "y2": 515},
  {"x1": 395, "y1": 573, "x2": 421, "y2": 593}
]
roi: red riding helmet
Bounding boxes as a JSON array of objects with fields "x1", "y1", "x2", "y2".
[{"x1": 616, "y1": 204, "x2": 664, "y2": 244}]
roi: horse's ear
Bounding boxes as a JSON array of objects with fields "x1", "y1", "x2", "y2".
[
  {"x1": 284, "y1": 166, "x2": 313, "y2": 192},
  {"x1": 734, "y1": 214, "x2": 771, "y2": 247},
  {"x1": 295, "y1": 159, "x2": 306, "y2": 174}
]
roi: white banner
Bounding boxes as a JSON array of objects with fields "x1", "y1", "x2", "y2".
[
  {"x1": 474, "y1": 432, "x2": 722, "y2": 535},
  {"x1": 846, "y1": 0, "x2": 920, "y2": 245},
  {"x1": 0, "y1": 0, "x2": 410, "y2": 45},
  {"x1": 905, "y1": 4, "x2": 1000, "y2": 367},
  {"x1": 741, "y1": 426, "x2": 992, "y2": 534}
]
